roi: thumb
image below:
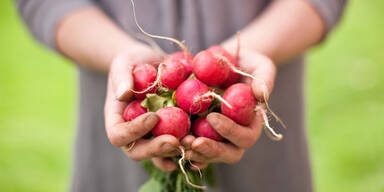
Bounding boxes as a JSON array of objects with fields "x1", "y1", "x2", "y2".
[
  {"x1": 250, "y1": 57, "x2": 276, "y2": 102},
  {"x1": 110, "y1": 53, "x2": 134, "y2": 101}
]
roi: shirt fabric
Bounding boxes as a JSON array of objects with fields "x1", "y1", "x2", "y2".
[{"x1": 16, "y1": 0, "x2": 347, "y2": 191}]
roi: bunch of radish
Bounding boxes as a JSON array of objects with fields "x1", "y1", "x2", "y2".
[
  {"x1": 125, "y1": 46, "x2": 258, "y2": 142},
  {"x1": 124, "y1": 0, "x2": 285, "y2": 190}
]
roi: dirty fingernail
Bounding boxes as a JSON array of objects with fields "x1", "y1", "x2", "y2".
[
  {"x1": 144, "y1": 114, "x2": 158, "y2": 130},
  {"x1": 162, "y1": 143, "x2": 175, "y2": 153}
]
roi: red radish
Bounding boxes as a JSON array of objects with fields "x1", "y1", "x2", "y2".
[
  {"x1": 192, "y1": 49, "x2": 230, "y2": 86},
  {"x1": 152, "y1": 107, "x2": 191, "y2": 139},
  {"x1": 192, "y1": 116, "x2": 223, "y2": 141},
  {"x1": 175, "y1": 79, "x2": 212, "y2": 114},
  {"x1": 169, "y1": 51, "x2": 194, "y2": 76},
  {"x1": 133, "y1": 64, "x2": 158, "y2": 99},
  {"x1": 207, "y1": 46, "x2": 241, "y2": 87},
  {"x1": 123, "y1": 100, "x2": 147, "y2": 121},
  {"x1": 160, "y1": 55, "x2": 189, "y2": 90},
  {"x1": 221, "y1": 83, "x2": 256, "y2": 126}
]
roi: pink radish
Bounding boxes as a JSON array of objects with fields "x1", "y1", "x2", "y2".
[
  {"x1": 133, "y1": 64, "x2": 158, "y2": 99},
  {"x1": 160, "y1": 55, "x2": 189, "y2": 90},
  {"x1": 207, "y1": 46, "x2": 241, "y2": 87},
  {"x1": 192, "y1": 116, "x2": 223, "y2": 141},
  {"x1": 175, "y1": 79, "x2": 212, "y2": 114},
  {"x1": 221, "y1": 83, "x2": 256, "y2": 126},
  {"x1": 123, "y1": 100, "x2": 147, "y2": 121},
  {"x1": 192, "y1": 49, "x2": 230, "y2": 86},
  {"x1": 152, "y1": 107, "x2": 191, "y2": 139},
  {"x1": 169, "y1": 51, "x2": 194, "y2": 76}
]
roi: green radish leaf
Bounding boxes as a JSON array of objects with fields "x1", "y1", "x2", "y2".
[
  {"x1": 203, "y1": 165, "x2": 216, "y2": 187},
  {"x1": 141, "y1": 94, "x2": 174, "y2": 112},
  {"x1": 139, "y1": 178, "x2": 162, "y2": 192}
]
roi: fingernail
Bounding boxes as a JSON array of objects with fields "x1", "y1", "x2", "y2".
[
  {"x1": 144, "y1": 114, "x2": 158, "y2": 130},
  {"x1": 116, "y1": 82, "x2": 129, "y2": 99},
  {"x1": 162, "y1": 143, "x2": 175, "y2": 153},
  {"x1": 197, "y1": 142, "x2": 209, "y2": 154},
  {"x1": 208, "y1": 115, "x2": 220, "y2": 128}
]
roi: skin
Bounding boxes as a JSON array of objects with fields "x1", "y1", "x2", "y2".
[{"x1": 56, "y1": 0, "x2": 324, "y2": 171}]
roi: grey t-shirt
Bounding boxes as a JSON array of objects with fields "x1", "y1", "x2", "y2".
[{"x1": 16, "y1": 0, "x2": 346, "y2": 191}]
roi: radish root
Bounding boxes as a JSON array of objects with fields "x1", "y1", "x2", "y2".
[
  {"x1": 255, "y1": 106, "x2": 283, "y2": 141},
  {"x1": 132, "y1": 63, "x2": 164, "y2": 94},
  {"x1": 135, "y1": 33, "x2": 166, "y2": 55},
  {"x1": 188, "y1": 160, "x2": 203, "y2": 179},
  {"x1": 178, "y1": 146, "x2": 207, "y2": 190},
  {"x1": 130, "y1": 0, "x2": 189, "y2": 55},
  {"x1": 235, "y1": 31, "x2": 241, "y2": 61},
  {"x1": 201, "y1": 91, "x2": 233, "y2": 109}
]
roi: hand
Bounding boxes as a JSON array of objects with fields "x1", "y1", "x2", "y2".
[
  {"x1": 182, "y1": 49, "x2": 276, "y2": 166},
  {"x1": 104, "y1": 44, "x2": 180, "y2": 172}
]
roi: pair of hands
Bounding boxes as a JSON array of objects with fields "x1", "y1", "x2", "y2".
[{"x1": 104, "y1": 43, "x2": 276, "y2": 172}]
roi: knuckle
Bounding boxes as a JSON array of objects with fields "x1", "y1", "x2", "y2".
[
  {"x1": 242, "y1": 136, "x2": 257, "y2": 149},
  {"x1": 219, "y1": 124, "x2": 234, "y2": 138},
  {"x1": 108, "y1": 132, "x2": 122, "y2": 147},
  {"x1": 145, "y1": 147, "x2": 157, "y2": 158},
  {"x1": 128, "y1": 127, "x2": 141, "y2": 138},
  {"x1": 228, "y1": 153, "x2": 242, "y2": 164},
  {"x1": 129, "y1": 155, "x2": 141, "y2": 162},
  {"x1": 128, "y1": 125, "x2": 143, "y2": 138}
]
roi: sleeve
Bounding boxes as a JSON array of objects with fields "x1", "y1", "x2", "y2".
[
  {"x1": 15, "y1": 0, "x2": 96, "y2": 50},
  {"x1": 306, "y1": 0, "x2": 348, "y2": 39}
]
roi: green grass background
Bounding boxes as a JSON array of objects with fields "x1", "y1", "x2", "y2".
[{"x1": 0, "y1": 1, "x2": 383, "y2": 191}]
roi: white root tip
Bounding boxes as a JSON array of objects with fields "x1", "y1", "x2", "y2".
[
  {"x1": 178, "y1": 146, "x2": 207, "y2": 190},
  {"x1": 255, "y1": 106, "x2": 283, "y2": 141},
  {"x1": 188, "y1": 160, "x2": 203, "y2": 179},
  {"x1": 130, "y1": 0, "x2": 188, "y2": 54}
]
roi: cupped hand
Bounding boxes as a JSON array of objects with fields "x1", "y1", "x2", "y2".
[
  {"x1": 182, "y1": 49, "x2": 277, "y2": 166},
  {"x1": 104, "y1": 44, "x2": 180, "y2": 172}
]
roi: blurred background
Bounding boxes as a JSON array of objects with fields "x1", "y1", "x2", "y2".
[{"x1": 0, "y1": 0, "x2": 383, "y2": 192}]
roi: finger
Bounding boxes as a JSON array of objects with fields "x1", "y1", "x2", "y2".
[
  {"x1": 192, "y1": 137, "x2": 244, "y2": 164},
  {"x1": 236, "y1": 50, "x2": 276, "y2": 101},
  {"x1": 106, "y1": 77, "x2": 158, "y2": 147},
  {"x1": 104, "y1": 76, "x2": 128, "y2": 131},
  {"x1": 106, "y1": 112, "x2": 158, "y2": 147},
  {"x1": 181, "y1": 135, "x2": 196, "y2": 150},
  {"x1": 105, "y1": 78, "x2": 146, "y2": 147},
  {"x1": 152, "y1": 157, "x2": 177, "y2": 172},
  {"x1": 189, "y1": 161, "x2": 209, "y2": 171},
  {"x1": 207, "y1": 113, "x2": 261, "y2": 149},
  {"x1": 123, "y1": 135, "x2": 180, "y2": 161},
  {"x1": 110, "y1": 54, "x2": 134, "y2": 101},
  {"x1": 185, "y1": 150, "x2": 208, "y2": 163},
  {"x1": 250, "y1": 57, "x2": 276, "y2": 101}
]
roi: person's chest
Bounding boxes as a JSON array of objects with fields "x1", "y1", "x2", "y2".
[{"x1": 96, "y1": 0, "x2": 270, "y2": 52}]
